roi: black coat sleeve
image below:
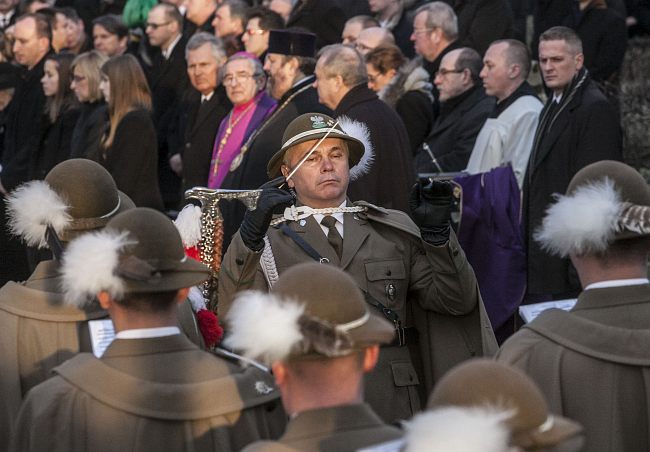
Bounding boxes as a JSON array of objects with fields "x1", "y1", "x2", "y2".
[{"x1": 396, "y1": 92, "x2": 434, "y2": 155}]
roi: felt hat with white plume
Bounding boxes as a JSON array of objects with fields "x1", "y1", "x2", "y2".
[
  {"x1": 535, "y1": 160, "x2": 650, "y2": 257},
  {"x1": 61, "y1": 208, "x2": 210, "y2": 308},
  {"x1": 224, "y1": 262, "x2": 394, "y2": 365},
  {"x1": 6, "y1": 159, "x2": 134, "y2": 249},
  {"x1": 266, "y1": 112, "x2": 374, "y2": 181}
]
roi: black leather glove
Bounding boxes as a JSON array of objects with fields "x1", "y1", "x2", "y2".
[
  {"x1": 409, "y1": 180, "x2": 454, "y2": 246},
  {"x1": 240, "y1": 177, "x2": 294, "y2": 251}
]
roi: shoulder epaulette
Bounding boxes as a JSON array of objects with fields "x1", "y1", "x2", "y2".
[{"x1": 354, "y1": 201, "x2": 421, "y2": 239}]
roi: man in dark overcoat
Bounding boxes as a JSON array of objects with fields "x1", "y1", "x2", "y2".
[
  {"x1": 170, "y1": 32, "x2": 231, "y2": 192},
  {"x1": 285, "y1": 0, "x2": 345, "y2": 48},
  {"x1": 0, "y1": 13, "x2": 51, "y2": 285},
  {"x1": 418, "y1": 47, "x2": 493, "y2": 173},
  {"x1": 218, "y1": 113, "x2": 497, "y2": 424},
  {"x1": 315, "y1": 44, "x2": 414, "y2": 213},
  {"x1": 146, "y1": 3, "x2": 189, "y2": 209},
  {"x1": 499, "y1": 160, "x2": 650, "y2": 452},
  {"x1": 524, "y1": 26, "x2": 622, "y2": 301}
]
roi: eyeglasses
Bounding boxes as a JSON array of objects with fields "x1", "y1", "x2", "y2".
[
  {"x1": 435, "y1": 68, "x2": 464, "y2": 78},
  {"x1": 72, "y1": 74, "x2": 86, "y2": 83},
  {"x1": 367, "y1": 72, "x2": 381, "y2": 84},
  {"x1": 245, "y1": 28, "x2": 266, "y2": 36},
  {"x1": 145, "y1": 21, "x2": 170, "y2": 30},
  {"x1": 355, "y1": 42, "x2": 371, "y2": 53},
  {"x1": 222, "y1": 72, "x2": 255, "y2": 85},
  {"x1": 412, "y1": 27, "x2": 433, "y2": 36}
]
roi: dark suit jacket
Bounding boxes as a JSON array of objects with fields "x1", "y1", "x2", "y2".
[
  {"x1": 334, "y1": 84, "x2": 414, "y2": 213},
  {"x1": 524, "y1": 70, "x2": 622, "y2": 297},
  {"x1": 286, "y1": 0, "x2": 345, "y2": 48},
  {"x1": 31, "y1": 106, "x2": 81, "y2": 180},
  {"x1": 420, "y1": 85, "x2": 494, "y2": 172},
  {"x1": 98, "y1": 109, "x2": 164, "y2": 211},
  {"x1": 177, "y1": 86, "x2": 231, "y2": 191},
  {"x1": 1, "y1": 55, "x2": 49, "y2": 191},
  {"x1": 69, "y1": 101, "x2": 107, "y2": 159}
]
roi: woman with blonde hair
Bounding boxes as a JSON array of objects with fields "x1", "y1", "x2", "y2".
[
  {"x1": 69, "y1": 50, "x2": 108, "y2": 159},
  {"x1": 96, "y1": 54, "x2": 163, "y2": 210}
]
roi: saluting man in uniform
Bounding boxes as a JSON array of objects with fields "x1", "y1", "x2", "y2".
[{"x1": 219, "y1": 112, "x2": 497, "y2": 424}]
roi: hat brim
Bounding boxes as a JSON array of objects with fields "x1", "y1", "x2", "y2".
[
  {"x1": 59, "y1": 191, "x2": 136, "y2": 242},
  {"x1": 290, "y1": 311, "x2": 395, "y2": 361},
  {"x1": 267, "y1": 131, "x2": 365, "y2": 179},
  {"x1": 122, "y1": 257, "x2": 211, "y2": 294},
  {"x1": 518, "y1": 414, "x2": 583, "y2": 449}
]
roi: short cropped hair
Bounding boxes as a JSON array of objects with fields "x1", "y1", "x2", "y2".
[
  {"x1": 317, "y1": 44, "x2": 367, "y2": 87},
  {"x1": 455, "y1": 47, "x2": 482, "y2": 84},
  {"x1": 345, "y1": 15, "x2": 379, "y2": 29},
  {"x1": 92, "y1": 14, "x2": 128, "y2": 39},
  {"x1": 219, "y1": 0, "x2": 249, "y2": 29},
  {"x1": 415, "y1": 2, "x2": 458, "y2": 41},
  {"x1": 152, "y1": 3, "x2": 183, "y2": 28},
  {"x1": 16, "y1": 12, "x2": 52, "y2": 42},
  {"x1": 539, "y1": 26, "x2": 583, "y2": 55},
  {"x1": 247, "y1": 6, "x2": 284, "y2": 31},
  {"x1": 491, "y1": 38, "x2": 531, "y2": 79},
  {"x1": 185, "y1": 32, "x2": 226, "y2": 62}
]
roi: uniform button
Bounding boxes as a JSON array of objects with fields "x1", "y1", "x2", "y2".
[
  {"x1": 235, "y1": 257, "x2": 244, "y2": 265},
  {"x1": 452, "y1": 248, "x2": 459, "y2": 256}
]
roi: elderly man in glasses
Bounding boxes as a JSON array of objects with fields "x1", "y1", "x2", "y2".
[{"x1": 416, "y1": 47, "x2": 493, "y2": 174}]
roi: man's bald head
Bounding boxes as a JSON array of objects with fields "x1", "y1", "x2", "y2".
[{"x1": 355, "y1": 27, "x2": 394, "y2": 55}]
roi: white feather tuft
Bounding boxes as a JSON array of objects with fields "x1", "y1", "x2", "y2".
[
  {"x1": 6, "y1": 180, "x2": 72, "y2": 248},
  {"x1": 534, "y1": 179, "x2": 622, "y2": 257},
  {"x1": 187, "y1": 285, "x2": 207, "y2": 312},
  {"x1": 224, "y1": 291, "x2": 304, "y2": 365},
  {"x1": 339, "y1": 115, "x2": 374, "y2": 181},
  {"x1": 60, "y1": 230, "x2": 132, "y2": 308},
  {"x1": 173, "y1": 204, "x2": 203, "y2": 248},
  {"x1": 404, "y1": 407, "x2": 512, "y2": 452}
]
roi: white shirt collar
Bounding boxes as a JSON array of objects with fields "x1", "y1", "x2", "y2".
[
  {"x1": 584, "y1": 278, "x2": 650, "y2": 291},
  {"x1": 162, "y1": 33, "x2": 182, "y2": 59},
  {"x1": 552, "y1": 93, "x2": 563, "y2": 104},
  {"x1": 201, "y1": 90, "x2": 215, "y2": 103},
  {"x1": 313, "y1": 200, "x2": 346, "y2": 238},
  {"x1": 115, "y1": 326, "x2": 181, "y2": 339}
]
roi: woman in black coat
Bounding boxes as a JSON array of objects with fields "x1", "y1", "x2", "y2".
[
  {"x1": 365, "y1": 44, "x2": 434, "y2": 155},
  {"x1": 95, "y1": 54, "x2": 163, "y2": 210},
  {"x1": 32, "y1": 52, "x2": 81, "y2": 180},
  {"x1": 69, "y1": 50, "x2": 109, "y2": 159}
]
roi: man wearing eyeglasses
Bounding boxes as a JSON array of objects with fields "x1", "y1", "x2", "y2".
[
  {"x1": 146, "y1": 3, "x2": 189, "y2": 211},
  {"x1": 417, "y1": 47, "x2": 493, "y2": 173},
  {"x1": 241, "y1": 7, "x2": 284, "y2": 62}
]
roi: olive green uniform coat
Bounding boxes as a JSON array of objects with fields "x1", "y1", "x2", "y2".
[
  {"x1": 219, "y1": 202, "x2": 497, "y2": 423},
  {"x1": 11, "y1": 334, "x2": 286, "y2": 452},
  {"x1": 0, "y1": 260, "x2": 205, "y2": 450}
]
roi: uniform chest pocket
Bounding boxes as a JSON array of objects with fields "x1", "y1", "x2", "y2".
[{"x1": 364, "y1": 259, "x2": 407, "y2": 311}]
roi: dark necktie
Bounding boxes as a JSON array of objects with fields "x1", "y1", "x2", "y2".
[{"x1": 321, "y1": 216, "x2": 343, "y2": 259}]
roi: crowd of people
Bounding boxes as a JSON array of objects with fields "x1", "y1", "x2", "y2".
[{"x1": 0, "y1": 0, "x2": 648, "y2": 451}]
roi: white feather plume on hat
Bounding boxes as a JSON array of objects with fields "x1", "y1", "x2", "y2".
[
  {"x1": 61, "y1": 230, "x2": 133, "y2": 308},
  {"x1": 534, "y1": 179, "x2": 623, "y2": 257},
  {"x1": 404, "y1": 407, "x2": 512, "y2": 452},
  {"x1": 6, "y1": 180, "x2": 71, "y2": 248},
  {"x1": 224, "y1": 291, "x2": 305, "y2": 365},
  {"x1": 339, "y1": 116, "x2": 374, "y2": 181}
]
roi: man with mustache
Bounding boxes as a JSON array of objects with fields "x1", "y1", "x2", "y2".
[{"x1": 219, "y1": 112, "x2": 497, "y2": 425}]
